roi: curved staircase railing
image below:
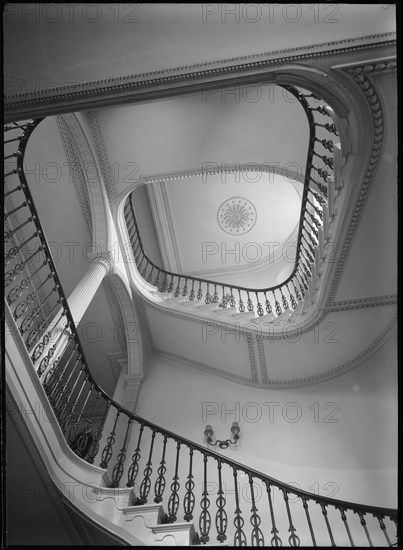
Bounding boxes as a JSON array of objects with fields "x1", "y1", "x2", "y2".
[
  {"x1": 4, "y1": 118, "x2": 397, "y2": 546},
  {"x1": 124, "y1": 85, "x2": 336, "y2": 319}
]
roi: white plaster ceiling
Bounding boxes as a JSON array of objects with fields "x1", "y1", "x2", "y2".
[
  {"x1": 4, "y1": 4, "x2": 396, "y2": 93},
  {"x1": 143, "y1": 172, "x2": 302, "y2": 287}
]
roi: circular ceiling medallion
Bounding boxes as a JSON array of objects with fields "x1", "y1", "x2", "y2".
[{"x1": 217, "y1": 197, "x2": 257, "y2": 235}]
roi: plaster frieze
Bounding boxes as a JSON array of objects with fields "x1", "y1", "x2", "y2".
[
  {"x1": 4, "y1": 33, "x2": 395, "y2": 122},
  {"x1": 151, "y1": 311, "x2": 396, "y2": 389}
]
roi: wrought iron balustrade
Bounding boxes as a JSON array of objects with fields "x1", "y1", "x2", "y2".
[
  {"x1": 4, "y1": 117, "x2": 397, "y2": 546},
  {"x1": 124, "y1": 86, "x2": 336, "y2": 319}
]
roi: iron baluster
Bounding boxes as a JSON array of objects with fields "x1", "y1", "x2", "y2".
[
  {"x1": 153, "y1": 269, "x2": 160, "y2": 288},
  {"x1": 286, "y1": 284, "x2": 297, "y2": 310},
  {"x1": 137, "y1": 429, "x2": 156, "y2": 503},
  {"x1": 37, "y1": 323, "x2": 70, "y2": 378},
  {"x1": 154, "y1": 435, "x2": 168, "y2": 503},
  {"x1": 167, "y1": 275, "x2": 175, "y2": 293},
  {"x1": 167, "y1": 441, "x2": 181, "y2": 523},
  {"x1": 189, "y1": 280, "x2": 195, "y2": 301},
  {"x1": 68, "y1": 382, "x2": 93, "y2": 444},
  {"x1": 316, "y1": 137, "x2": 334, "y2": 152},
  {"x1": 247, "y1": 291, "x2": 254, "y2": 312},
  {"x1": 301, "y1": 497, "x2": 317, "y2": 546},
  {"x1": 377, "y1": 515, "x2": 392, "y2": 546},
  {"x1": 47, "y1": 345, "x2": 78, "y2": 402},
  {"x1": 356, "y1": 511, "x2": 373, "y2": 547},
  {"x1": 75, "y1": 391, "x2": 101, "y2": 460},
  {"x1": 197, "y1": 281, "x2": 203, "y2": 301},
  {"x1": 265, "y1": 483, "x2": 282, "y2": 547},
  {"x1": 205, "y1": 283, "x2": 211, "y2": 304},
  {"x1": 264, "y1": 292, "x2": 272, "y2": 314},
  {"x1": 167, "y1": 442, "x2": 181, "y2": 523},
  {"x1": 232, "y1": 469, "x2": 247, "y2": 546},
  {"x1": 7, "y1": 277, "x2": 31, "y2": 304},
  {"x1": 213, "y1": 284, "x2": 219, "y2": 303},
  {"x1": 146, "y1": 265, "x2": 154, "y2": 283},
  {"x1": 238, "y1": 290, "x2": 245, "y2": 312},
  {"x1": 183, "y1": 448, "x2": 195, "y2": 521},
  {"x1": 320, "y1": 503, "x2": 336, "y2": 546},
  {"x1": 229, "y1": 290, "x2": 236, "y2": 308},
  {"x1": 199, "y1": 454, "x2": 211, "y2": 544},
  {"x1": 174, "y1": 277, "x2": 181, "y2": 297},
  {"x1": 215, "y1": 460, "x2": 228, "y2": 542},
  {"x1": 182, "y1": 279, "x2": 188, "y2": 297},
  {"x1": 338, "y1": 507, "x2": 354, "y2": 547},
  {"x1": 256, "y1": 292, "x2": 264, "y2": 316},
  {"x1": 87, "y1": 400, "x2": 111, "y2": 464},
  {"x1": 5, "y1": 232, "x2": 39, "y2": 264},
  {"x1": 282, "y1": 490, "x2": 300, "y2": 546},
  {"x1": 307, "y1": 196, "x2": 324, "y2": 220},
  {"x1": 272, "y1": 291, "x2": 282, "y2": 317},
  {"x1": 99, "y1": 408, "x2": 121, "y2": 470},
  {"x1": 160, "y1": 272, "x2": 168, "y2": 293},
  {"x1": 248, "y1": 475, "x2": 264, "y2": 546},
  {"x1": 219, "y1": 286, "x2": 227, "y2": 308},
  {"x1": 55, "y1": 357, "x2": 85, "y2": 425},
  {"x1": 4, "y1": 200, "x2": 30, "y2": 220},
  {"x1": 111, "y1": 418, "x2": 133, "y2": 488},
  {"x1": 126, "y1": 424, "x2": 145, "y2": 487},
  {"x1": 62, "y1": 372, "x2": 89, "y2": 433},
  {"x1": 280, "y1": 288, "x2": 289, "y2": 310},
  {"x1": 292, "y1": 279, "x2": 302, "y2": 302}
]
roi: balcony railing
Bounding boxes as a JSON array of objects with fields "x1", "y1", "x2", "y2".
[
  {"x1": 124, "y1": 86, "x2": 336, "y2": 319},
  {"x1": 4, "y1": 118, "x2": 397, "y2": 546}
]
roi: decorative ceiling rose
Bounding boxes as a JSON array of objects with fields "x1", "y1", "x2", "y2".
[{"x1": 217, "y1": 197, "x2": 257, "y2": 235}]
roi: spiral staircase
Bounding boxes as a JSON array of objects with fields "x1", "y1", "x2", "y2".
[{"x1": 4, "y1": 9, "x2": 397, "y2": 547}]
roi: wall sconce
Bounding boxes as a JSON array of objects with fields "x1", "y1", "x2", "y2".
[{"x1": 204, "y1": 423, "x2": 240, "y2": 449}]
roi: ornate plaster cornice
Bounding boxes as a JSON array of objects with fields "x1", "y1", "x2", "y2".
[
  {"x1": 325, "y1": 294, "x2": 397, "y2": 312},
  {"x1": 261, "y1": 311, "x2": 397, "y2": 388},
  {"x1": 257, "y1": 336, "x2": 269, "y2": 384},
  {"x1": 152, "y1": 311, "x2": 396, "y2": 389},
  {"x1": 323, "y1": 62, "x2": 386, "y2": 307},
  {"x1": 4, "y1": 33, "x2": 395, "y2": 122},
  {"x1": 246, "y1": 334, "x2": 259, "y2": 383},
  {"x1": 154, "y1": 349, "x2": 258, "y2": 386}
]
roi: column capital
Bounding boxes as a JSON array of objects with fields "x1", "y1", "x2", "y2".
[
  {"x1": 86, "y1": 250, "x2": 115, "y2": 274},
  {"x1": 123, "y1": 374, "x2": 143, "y2": 389}
]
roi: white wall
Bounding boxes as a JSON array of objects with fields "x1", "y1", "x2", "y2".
[{"x1": 136, "y1": 331, "x2": 397, "y2": 509}]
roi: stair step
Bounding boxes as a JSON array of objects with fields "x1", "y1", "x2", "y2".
[
  {"x1": 197, "y1": 302, "x2": 220, "y2": 311},
  {"x1": 274, "y1": 309, "x2": 292, "y2": 323},
  {"x1": 254, "y1": 312, "x2": 275, "y2": 324},
  {"x1": 122, "y1": 503, "x2": 165, "y2": 525},
  {"x1": 231, "y1": 311, "x2": 256, "y2": 320},
  {"x1": 152, "y1": 521, "x2": 197, "y2": 546},
  {"x1": 213, "y1": 306, "x2": 237, "y2": 316},
  {"x1": 179, "y1": 299, "x2": 200, "y2": 308}
]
